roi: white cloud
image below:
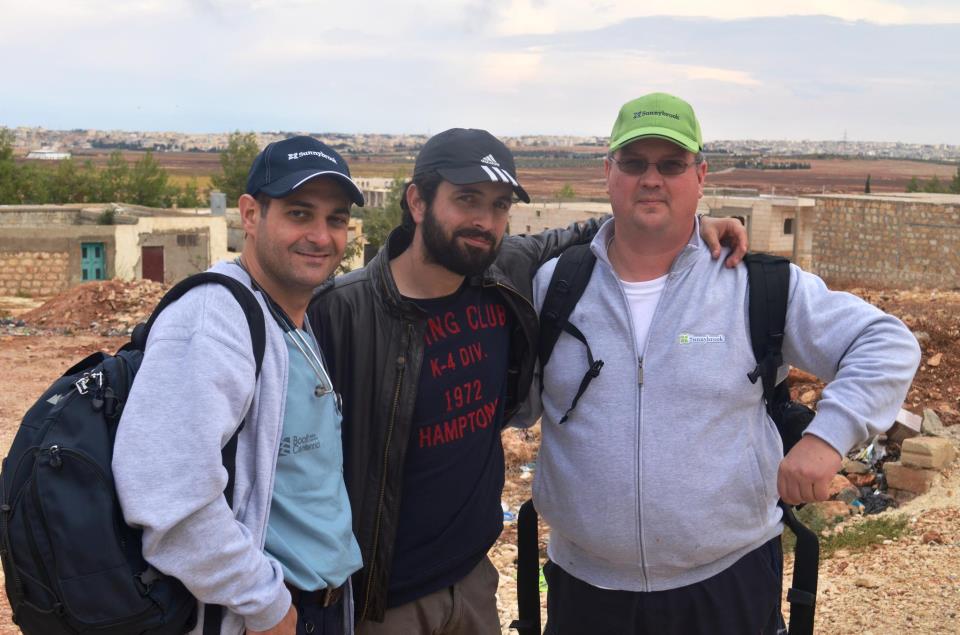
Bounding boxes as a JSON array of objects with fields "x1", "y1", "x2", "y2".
[
  {"x1": 480, "y1": 0, "x2": 960, "y2": 36},
  {"x1": 473, "y1": 51, "x2": 545, "y2": 93},
  {"x1": 0, "y1": 3, "x2": 955, "y2": 143}
]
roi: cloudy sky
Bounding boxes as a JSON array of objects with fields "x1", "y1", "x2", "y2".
[{"x1": 2, "y1": 0, "x2": 958, "y2": 143}]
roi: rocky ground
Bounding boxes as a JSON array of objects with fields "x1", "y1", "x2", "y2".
[{"x1": 0, "y1": 284, "x2": 958, "y2": 634}]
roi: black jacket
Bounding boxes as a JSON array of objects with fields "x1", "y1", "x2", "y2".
[{"x1": 309, "y1": 220, "x2": 602, "y2": 622}]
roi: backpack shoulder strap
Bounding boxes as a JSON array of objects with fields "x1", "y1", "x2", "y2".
[
  {"x1": 133, "y1": 274, "x2": 268, "y2": 635},
  {"x1": 131, "y1": 272, "x2": 266, "y2": 377},
  {"x1": 744, "y1": 253, "x2": 790, "y2": 408},
  {"x1": 538, "y1": 244, "x2": 602, "y2": 424},
  {"x1": 538, "y1": 243, "x2": 597, "y2": 369}
]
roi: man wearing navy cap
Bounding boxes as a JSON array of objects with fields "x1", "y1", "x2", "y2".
[
  {"x1": 309, "y1": 128, "x2": 747, "y2": 634},
  {"x1": 115, "y1": 136, "x2": 365, "y2": 635}
]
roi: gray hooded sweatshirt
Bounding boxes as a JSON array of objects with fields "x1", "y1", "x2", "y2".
[
  {"x1": 113, "y1": 261, "x2": 292, "y2": 634},
  {"x1": 524, "y1": 218, "x2": 920, "y2": 592}
]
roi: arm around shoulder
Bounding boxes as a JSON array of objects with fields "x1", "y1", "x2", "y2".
[{"x1": 506, "y1": 216, "x2": 606, "y2": 272}]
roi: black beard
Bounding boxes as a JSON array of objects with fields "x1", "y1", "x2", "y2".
[{"x1": 420, "y1": 204, "x2": 500, "y2": 277}]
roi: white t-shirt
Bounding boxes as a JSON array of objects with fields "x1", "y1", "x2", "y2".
[{"x1": 619, "y1": 275, "x2": 668, "y2": 356}]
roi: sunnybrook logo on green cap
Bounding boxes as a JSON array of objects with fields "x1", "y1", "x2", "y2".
[{"x1": 609, "y1": 92, "x2": 703, "y2": 154}]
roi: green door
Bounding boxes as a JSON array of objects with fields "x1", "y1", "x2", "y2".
[{"x1": 81, "y1": 242, "x2": 106, "y2": 281}]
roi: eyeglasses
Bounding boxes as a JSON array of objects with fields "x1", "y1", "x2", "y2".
[{"x1": 609, "y1": 156, "x2": 696, "y2": 176}]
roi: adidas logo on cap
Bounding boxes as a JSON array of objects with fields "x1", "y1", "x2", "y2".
[{"x1": 480, "y1": 154, "x2": 500, "y2": 167}]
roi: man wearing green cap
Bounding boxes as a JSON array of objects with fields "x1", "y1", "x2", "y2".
[
  {"x1": 310, "y1": 126, "x2": 750, "y2": 634},
  {"x1": 521, "y1": 93, "x2": 920, "y2": 633}
]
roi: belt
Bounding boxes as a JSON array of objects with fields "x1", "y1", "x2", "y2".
[{"x1": 285, "y1": 582, "x2": 344, "y2": 608}]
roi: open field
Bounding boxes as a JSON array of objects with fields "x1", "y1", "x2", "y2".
[
  {"x1": 24, "y1": 150, "x2": 956, "y2": 203},
  {"x1": 707, "y1": 158, "x2": 959, "y2": 196}
]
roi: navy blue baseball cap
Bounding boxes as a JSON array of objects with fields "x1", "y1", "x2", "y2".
[
  {"x1": 245, "y1": 136, "x2": 365, "y2": 206},
  {"x1": 414, "y1": 128, "x2": 530, "y2": 203}
]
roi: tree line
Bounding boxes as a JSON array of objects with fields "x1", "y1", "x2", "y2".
[
  {"x1": 905, "y1": 166, "x2": 960, "y2": 194},
  {"x1": 733, "y1": 159, "x2": 812, "y2": 170},
  {"x1": 0, "y1": 128, "x2": 208, "y2": 208},
  {"x1": 0, "y1": 129, "x2": 276, "y2": 209}
]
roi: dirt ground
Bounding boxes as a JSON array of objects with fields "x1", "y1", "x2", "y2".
[{"x1": 0, "y1": 283, "x2": 958, "y2": 634}]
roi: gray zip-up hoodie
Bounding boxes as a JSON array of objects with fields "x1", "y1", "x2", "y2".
[
  {"x1": 113, "y1": 261, "x2": 291, "y2": 634},
  {"x1": 525, "y1": 218, "x2": 920, "y2": 592}
]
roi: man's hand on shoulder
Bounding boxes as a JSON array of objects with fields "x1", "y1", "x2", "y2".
[
  {"x1": 777, "y1": 434, "x2": 842, "y2": 505},
  {"x1": 247, "y1": 604, "x2": 297, "y2": 635},
  {"x1": 699, "y1": 215, "x2": 748, "y2": 267}
]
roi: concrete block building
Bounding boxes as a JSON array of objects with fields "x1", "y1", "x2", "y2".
[
  {"x1": 811, "y1": 193, "x2": 960, "y2": 289},
  {"x1": 0, "y1": 204, "x2": 229, "y2": 296}
]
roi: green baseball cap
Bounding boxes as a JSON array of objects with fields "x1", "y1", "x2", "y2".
[{"x1": 609, "y1": 92, "x2": 702, "y2": 154}]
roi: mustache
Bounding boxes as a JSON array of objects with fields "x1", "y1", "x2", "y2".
[{"x1": 454, "y1": 228, "x2": 496, "y2": 245}]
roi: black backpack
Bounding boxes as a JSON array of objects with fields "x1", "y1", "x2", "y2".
[
  {"x1": 517, "y1": 246, "x2": 819, "y2": 635},
  {"x1": 0, "y1": 272, "x2": 265, "y2": 635}
]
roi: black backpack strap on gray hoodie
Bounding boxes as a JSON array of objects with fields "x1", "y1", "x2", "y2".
[
  {"x1": 744, "y1": 254, "x2": 818, "y2": 635},
  {"x1": 129, "y1": 272, "x2": 265, "y2": 635},
  {"x1": 744, "y1": 253, "x2": 789, "y2": 408},
  {"x1": 538, "y1": 243, "x2": 601, "y2": 424}
]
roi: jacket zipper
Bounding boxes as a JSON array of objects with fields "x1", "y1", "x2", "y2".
[
  {"x1": 489, "y1": 279, "x2": 536, "y2": 315},
  {"x1": 360, "y1": 323, "x2": 411, "y2": 622},
  {"x1": 633, "y1": 271, "x2": 675, "y2": 590}
]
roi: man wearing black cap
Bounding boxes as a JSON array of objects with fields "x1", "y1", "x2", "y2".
[
  {"x1": 309, "y1": 128, "x2": 747, "y2": 634},
  {"x1": 115, "y1": 136, "x2": 366, "y2": 635}
]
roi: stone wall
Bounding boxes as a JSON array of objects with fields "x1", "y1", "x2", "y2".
[
  {"x1": 0, "y1": 206, "x2": 83, "y2": 227},
  {"x1": 508, "y1": 201, "x2": 610, "y2": 235},
  {"x1": 813, "y1": 196, "x2": 960, "y2": 289},
  {"x1": 0, "y1": 227, "x2": 119, "y2": 293},
  {"x1": 0, "y1": 251, "x2": 70, "y2": 296}
]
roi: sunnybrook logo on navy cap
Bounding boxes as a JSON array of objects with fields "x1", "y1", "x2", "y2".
[{"x1": 245, "y1": 136, "x2": 365, "y2": 207}]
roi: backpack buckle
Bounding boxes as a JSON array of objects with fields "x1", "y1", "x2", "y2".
[{"x1": 135, "y1": 567, "x2": 161, "y2": 595}]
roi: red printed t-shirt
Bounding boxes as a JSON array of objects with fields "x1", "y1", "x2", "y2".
[{"x1": 387, "y1": 282, "x2": 511, "y2": 607}]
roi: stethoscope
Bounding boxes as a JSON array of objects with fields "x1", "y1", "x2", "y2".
[{"x1": 233, "y1": 258, "x2": 342, "y2": 414}]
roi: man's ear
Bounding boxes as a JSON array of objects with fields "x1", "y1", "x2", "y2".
[
  {"x1": 406, "y1": 183, "x2": 427, "y2": 225},
  {"x1": 696, "y1": 159, "x2": 708, "y2": 198},
  {"x1": 603, "y1": 156, "x2": 613, "y2": 196},
  {"x1": 239, "y1": 193, "x2": 261, "y2": 236}
]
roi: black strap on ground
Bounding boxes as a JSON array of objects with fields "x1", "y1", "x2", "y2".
[
  {"x1": 538, "y1": 244, "x2": 600, "y2": 423},
  {"x1": 126, "y1": 272, "x2": 266, "y2": 635},
  {"x1": 510, "y1": 499, "x2": 541, "y2": 635},
  {"x1": 780, "y1": 502, "x2": 819, "y2": 635}
]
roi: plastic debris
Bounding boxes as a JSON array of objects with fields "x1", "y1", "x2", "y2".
[
  {"x1": 853, "y1": 435, "x2": 887, "y2": 466},
  {"x1": 859, "y1": 490, "x2": 897, "y2": 514}
]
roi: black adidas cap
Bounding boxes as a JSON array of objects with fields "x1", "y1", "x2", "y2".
[
  {"x1": 245, "y1": 136, "x2": 365, "y2": 206},
  {"x1": 413, "y1": 128, "x2": 530, "y2": 203}
]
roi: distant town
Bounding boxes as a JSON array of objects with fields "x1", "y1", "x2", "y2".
[{"x1": 7, "y1": 126, "x2": 960, "y2": 162}]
